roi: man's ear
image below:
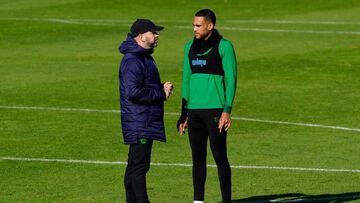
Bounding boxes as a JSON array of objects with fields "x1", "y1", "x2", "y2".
[
  {"x1": 140, "y1": 34, "x2": 146, "y2": 42},
  {"x1": 207, "y1": 22, "x2": 214, "y2": 31}
]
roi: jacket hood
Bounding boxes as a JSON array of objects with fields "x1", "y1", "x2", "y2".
[{"x1": 119, "y1": 34, "x2": 153, "y2": 55}]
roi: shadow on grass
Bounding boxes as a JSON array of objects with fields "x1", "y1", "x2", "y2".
[{"x1": 231, "y1": 192, "x2": 360, "y2": 203}]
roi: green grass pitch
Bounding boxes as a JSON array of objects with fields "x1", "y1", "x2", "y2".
[{"x1": 1, "y1": 0, "x2": 360, "y2": 202}]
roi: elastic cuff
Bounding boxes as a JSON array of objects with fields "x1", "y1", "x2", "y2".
[{"x1": 223, "y1": 105, "x2": 232, "y2": 113}]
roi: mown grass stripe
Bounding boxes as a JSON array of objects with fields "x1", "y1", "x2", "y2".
[
  {"x1": 1, "y1": 17, "x2": 360, "y2": 35},
  {"x1": 1, "y1": 156, "x2": 359, "y2": 173},
  {"x1": 1, "y1": 105, "x2": 360, "y2": 133}
]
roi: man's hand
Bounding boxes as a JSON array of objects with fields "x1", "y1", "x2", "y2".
[
  {"x1": 177, "y1": 115, "x2": 188, "y2": 135},
  {"x1": 218, "y1": 112, "x2": 231, "y2": 133},
  {"x1": 177, "y1": 98, "x2": 188, "y2": 135},
  {"x1": 178, "y1": 119, "x2": 188, "y2": 135},
  {"x1": 163, "y1": 81, "x2": 173, "y2": 99}
]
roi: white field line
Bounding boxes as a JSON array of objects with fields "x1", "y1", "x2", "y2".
[
  {"x1": 224, "y1": 19, "x2": 360, "y2": 25},
  {"x1": 234, "y1": 117, "x2": 360, "y2": 133},
  {"x1": 1, "y1": 157, "x2": 360, "y2": 173},
  {"x1": 1, "y1": 17, "x2": 360, "y2": 35},
  {"x1": 0, "y1": 17, "x2": 132, "y2": 26},
  {"x1": 1, "y1": 105, "x2": 360, "y2": 133},
  {"x1": 266, "y1": 195, "x2": 360, "y2": 203},
  {"x1": 2, "y1": 17, "x2": 360, "y2": 25},
  {"x1": 0, "y1": 105, "x2": 120, "y2": 113},
  {"x1": 175, "y1": 25, "x2": 360, "y2": 35}
]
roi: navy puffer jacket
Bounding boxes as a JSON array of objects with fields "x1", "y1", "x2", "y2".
[{"x1": 118, "y1": 34, "x2": 167, "y2": 144}]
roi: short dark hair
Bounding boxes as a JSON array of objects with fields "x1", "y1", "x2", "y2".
[{"x1": 195, "y1": 9, "x2": 216, "y2": 25}]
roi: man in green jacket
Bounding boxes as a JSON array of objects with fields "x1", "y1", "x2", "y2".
[{"x1": 177, "y1": 9, "x2": 237, "y2": 203}]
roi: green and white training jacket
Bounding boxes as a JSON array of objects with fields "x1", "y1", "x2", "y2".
[{"x1": 181, "y1": 37, "x2": 237, "y2": 113}]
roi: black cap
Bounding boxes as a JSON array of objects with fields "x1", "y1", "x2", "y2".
[{"x1": 130, "y1": 19, "x2": 164, "y2": 37}]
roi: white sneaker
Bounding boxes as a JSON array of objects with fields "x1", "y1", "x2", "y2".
[{"x1": 194, "y1": 201, "x2": 204, "y2": 203}]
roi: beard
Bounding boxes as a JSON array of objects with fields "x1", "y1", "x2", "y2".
[{"x1": 150, "y1": 40, "x2": 158, "y2": 48}]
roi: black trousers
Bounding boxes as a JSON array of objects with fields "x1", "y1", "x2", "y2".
[
  {"x1": 188, "y1": 109, "x2": 231, "y2": 203},
  {"x1": 124, "y1": 138, "x2": 153, "y2": 203}
]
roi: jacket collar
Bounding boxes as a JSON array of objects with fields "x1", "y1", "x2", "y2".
[{"x1": 192, "y1": 29, "x2": 222, "y2": 54}]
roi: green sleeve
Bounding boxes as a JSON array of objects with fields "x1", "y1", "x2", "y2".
[
  {"x1": 181, "y1": 41, "x2": 193, "y2": 108},
  {"x1": 219, "y1": 39, "x2": 237, "y2": 113}
]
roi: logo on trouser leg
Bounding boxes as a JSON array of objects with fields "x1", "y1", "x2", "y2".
[{"x1": 139, "y1": 138, "x2": 147, "y2": 144}]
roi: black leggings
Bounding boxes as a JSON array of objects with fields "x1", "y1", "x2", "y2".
[{"x1": 188, "y1": 109, "x2": 231, "y2": 203}]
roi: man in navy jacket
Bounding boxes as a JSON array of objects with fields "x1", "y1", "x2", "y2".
[{"x1": 118, "y1": 19, "x2": 173, "y2": 203}]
